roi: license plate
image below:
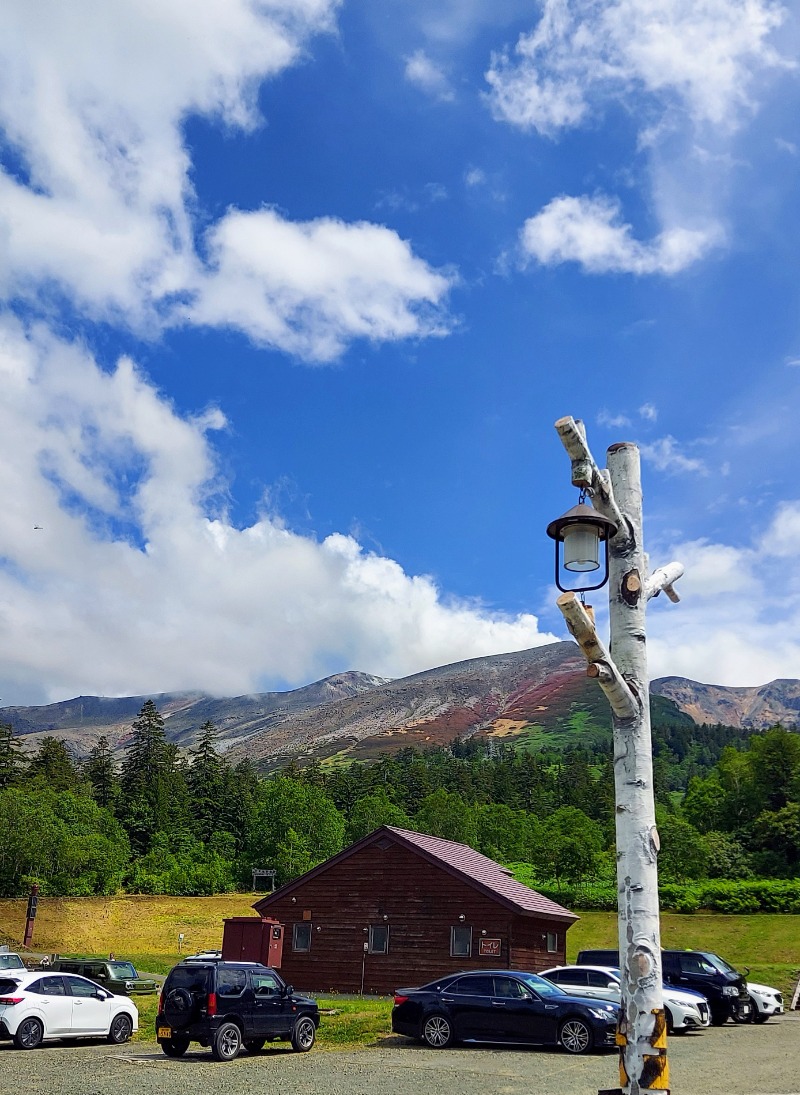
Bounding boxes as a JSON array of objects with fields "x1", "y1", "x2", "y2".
[{"x1": 158, "y1": 1026, "x2": 172, "y2": 1039}]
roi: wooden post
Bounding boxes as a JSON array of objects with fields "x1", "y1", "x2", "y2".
[
  {"x1": 606, "y1": 442, "x2": 669, "y2": 1095},
  {"x1": 552, "y1": 419, "x2": 682, "y2": 1095}
]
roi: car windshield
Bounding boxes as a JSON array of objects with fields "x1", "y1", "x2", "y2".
[
  {"x1": 517, "y1": 972, "x2": 568, "y2": 998},
  {"x1": 108, "y1": 962, "x2": 138, "y2": 979},
  {"x1": 701, "y1": 953, "x2": 737, "y2": 975},
  {"x1": 0, "y1": 955, "x2": 23, "y2": 970}
]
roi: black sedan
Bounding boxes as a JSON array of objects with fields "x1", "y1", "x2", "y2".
[{"x1": 392, "y1": 969, "x2": 618, "y2": 1054}]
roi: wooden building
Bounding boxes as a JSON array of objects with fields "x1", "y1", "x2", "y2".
[{"x1": 252, "y1": 825, "x2": 577, "y2": 994}]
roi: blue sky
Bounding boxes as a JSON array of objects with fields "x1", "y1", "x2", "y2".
[{"x1": 0, "y1": 0, "x2": 798, "y2": 706}]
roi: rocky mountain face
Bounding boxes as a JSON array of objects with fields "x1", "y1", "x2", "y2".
[
  {"x1": 3, "y1": 642, "x2": 797, "y2": 771},
  {"x1": 650, "y1": 677, "x2": 800, "y2": 730}
]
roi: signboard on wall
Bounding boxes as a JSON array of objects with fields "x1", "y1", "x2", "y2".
[{"x1": 478, "y1": 938, "x2": 502, "y2": 957}]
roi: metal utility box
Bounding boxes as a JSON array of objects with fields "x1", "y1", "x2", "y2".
[{"x1": 222, "y1": 916, "x2": 284, "y2": 968}]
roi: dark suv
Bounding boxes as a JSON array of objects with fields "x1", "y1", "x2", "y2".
[
  {"x1": 156, "y1": 958, "x2": 319, "y2": 1061},
  {"x1": 577, "y1": 948, "x2": 750, "y2": 1024}
]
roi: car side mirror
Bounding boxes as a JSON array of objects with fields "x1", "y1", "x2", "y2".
[
  {"x1": 283, "y1": 984, "x2": 294, "y2": 996},
  {"x1": 93, "y1": 990, "x2": 108, "y2": 1000}
]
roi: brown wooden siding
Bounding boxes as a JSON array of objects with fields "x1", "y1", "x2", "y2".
[{"x1": 256, "y1": 841, "x2": 571, "y2": 994}]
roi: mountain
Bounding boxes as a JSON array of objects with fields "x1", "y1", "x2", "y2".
[
  {"x1": 651, "y1": 677, "x2": 800, "y2": 730},
  {"x1": 0, "y1": 671, "x2": 389, "y2": 758},
  {"x1": 4, "y1": 642, "x2": 798, "y2": 772}
]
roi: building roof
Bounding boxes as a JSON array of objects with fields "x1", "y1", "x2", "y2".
[{"x1": 254, "y1": 824, "x2": 577, "y2": 925}]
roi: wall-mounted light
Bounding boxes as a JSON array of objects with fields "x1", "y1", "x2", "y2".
[
  {"x1": 382, "y1": 914, "x2": 389, "y2": 921},
  {"x1": 291, "y1": 896, "x2": 296, "y2": 903},
  {"x1": 458, "y1": 913, "x2": 466, "y2": 922},
  {"x1": 316, "y1": 926, "x2": 321, "y2": 932},
  {"x1": 481, "y1": 930, "x2": 487, "y2": 936}
]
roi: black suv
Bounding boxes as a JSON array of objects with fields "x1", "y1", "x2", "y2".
[
  {"x1": 156, "y1": 958, "x2": 319, "y2": 1061},
  {"x1": 577, "y1": 948, "x2": 750, "y2": 1024}
]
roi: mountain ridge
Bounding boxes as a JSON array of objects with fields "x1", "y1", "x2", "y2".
[{"x1": 2, "y1": 642, "x2": 798, "y2": 769}]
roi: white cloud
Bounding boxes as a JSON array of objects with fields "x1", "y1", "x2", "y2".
[
  {"x1": 640, "y1": 435, "x2": 709, "y2": 475},
  {"x1": 639, "y1": 402, "x2": 658, "y2": 422},
  {"x1": 647, "y1": 510, "x2": 800, "y2": 685},
  {"x1": 404, "y1": 49, "x2": 456, "y2": 101},
  {"x1": 0, "y1": 318, "x2": 556, "y2": 705},
  {"x1": 0, "y1": 0, "x2": 453, "y2": 359},
  {"x1": 520, "y1": 195, "x2": 722, "y2": 275},
  {"x1": 488, "y1": 0, "x2": 790, "y2": 276},
  {"x1": 186, "y1": 208, "x2": 454, "y2": 362},
  {"x1": 597, "y1": 409, "x2": 632, "y2": 429},
  {"x1": 486, "y1": 0, "x2": 789, "y2": 136}
]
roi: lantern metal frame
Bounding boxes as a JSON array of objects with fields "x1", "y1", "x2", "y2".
[{"x1": 546, "y1": 500, "x2": 619, "y2": 594}]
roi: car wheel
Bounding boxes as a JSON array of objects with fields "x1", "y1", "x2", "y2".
[
  {"x1": 160, "y1": 1036, "x2": 191, "y2": 1057},
  {"x1": 421, "y1": 1013, "x2": 454, "y2": 1049},
  {"x1": 211, "y1": 1021, "x2": 242, "y2": 1062},
  {"x1": 14, "y1": 1017, "x2": 44, "y2": 1050},
  {"x1": 751, "y1": 1010, "x2": 769, "y2": 1024},
  {"x1": 559, "y1": 1017, "x2": 594, "y2": 1055},
  {"x1": 291, "y1": 1016, "x2": 316, "y2": 1052},
  {"x1": 107, "y1": 1013, "x2": 133, "y2": 1044},
  {"x1": 244, "y1": 1038, "x2": 266, "y2": 1053}
]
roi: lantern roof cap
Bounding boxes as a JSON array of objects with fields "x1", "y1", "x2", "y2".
[{"x1": 546, "y1": 502, "x2": 618, "y2": 542}]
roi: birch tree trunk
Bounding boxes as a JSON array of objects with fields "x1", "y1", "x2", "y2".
[{"x1": 605, "y1": 442, "x2": 669, "y2": 1095}]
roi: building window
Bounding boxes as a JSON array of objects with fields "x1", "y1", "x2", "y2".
[
  {"x1": 546, "y1": 932, "x2": 558, "y2": 953},
  {"x1": 292, "y1": 922, "x2": 312, "y2": 952},
  {"x1": 450, "y1": 925, "x2": 472, "y2": 958},
  {"x1": 368, "y1": 924, "x2": 389, "y2": 954}
]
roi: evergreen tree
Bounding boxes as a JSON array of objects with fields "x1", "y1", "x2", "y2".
[
  {"x1": 27, "y1": 736, "x2": 82, "y2": 792},
  {"x1": 187, "y1": 721, "x2": 227, "y2": 843},
  {"x1": 118, "y1": 700, "x2": 190, "y2": 853},
  {"x1": 84, "y1": 735, "x2": 119, "y2": 809},
  {"x1": 0, "y1": 722, "x2": 27, "y2": 790}
]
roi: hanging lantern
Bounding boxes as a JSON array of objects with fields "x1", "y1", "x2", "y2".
[{"x1": 546, "y1": 502, "x2": 618, "y2": 593}]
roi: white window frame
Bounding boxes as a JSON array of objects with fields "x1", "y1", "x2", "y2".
[{"x1": 546, "y1": 931, "x2": 559, "y2": 953}]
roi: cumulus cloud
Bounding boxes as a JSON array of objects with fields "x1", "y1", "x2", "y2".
[
  {"x1": 640, "y1": 435, "x2": 709, "y2": 475},
  {"x1": 520, "y1": 195, "x2": 722, "y2": 274},
  {"x1": 486, "y1": 0, "x2": 788, "y2": 135},
  {"x1": 647, "y1": 508, "x2": 800, "y2": 685},
  {"x1": 0, "y1": 318, "x2": 555, "y2": 705},
  {"x1": 404, "y1": 49, "x2": 456, "y2": 100},
  {"x1": 0, "y1": 0, "x2": 452, "y2": 358},
  {"x1": 488, "y1": 0, "x2": 790, "y2": 276},
  {"x1": 186, "y1": 208, "x2": 453, "y2": 361}
]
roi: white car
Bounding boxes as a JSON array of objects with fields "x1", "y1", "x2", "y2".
[
  {"x1": 746, "y1": 981, "x2": 784, "y2": 1023},
  {"x1": 0, "y1": 970, "x2": 138, "y2": 1049},
  {"x1": 541, "y1": 965, "x2": 711, "y2": 1032}
]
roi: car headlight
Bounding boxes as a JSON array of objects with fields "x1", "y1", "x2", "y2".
[
  {"x1": 721, "y1": 985, "x2": 738, "y2": 996},
  {"x1": 588, "y1": 1006, "x2": 616, "y2": 1020}
]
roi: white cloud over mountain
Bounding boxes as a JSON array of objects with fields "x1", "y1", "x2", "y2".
[{"x1": 0, "y1": 317, "x2": 553, "y2": 704}]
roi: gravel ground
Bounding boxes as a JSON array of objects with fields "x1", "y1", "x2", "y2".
[{"x1": 1, "y1": 1015, "x2": 799, "y2": 1095}]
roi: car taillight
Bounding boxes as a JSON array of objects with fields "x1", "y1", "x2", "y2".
[
  {"x1": 158, "y1": 988, "x2": 164, "y2": 1012},
  {"x1": 0, "y1": 996, "x2": 23, "y2": 1005},
  {"x1": 393, "y1": 994, "x2": 409, "y2": 1006},
  {"x1": 207, "y1": 992, "x2": 217, "y2": 1016}
]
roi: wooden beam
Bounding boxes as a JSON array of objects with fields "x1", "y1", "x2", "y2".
[{"x1": 645, "y1": 562, "x2": 684, "y2": 603}]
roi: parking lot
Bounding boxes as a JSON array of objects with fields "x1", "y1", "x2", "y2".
[{"x1": 1, "y1": 1014, "x2": 799, "y2": 1095}]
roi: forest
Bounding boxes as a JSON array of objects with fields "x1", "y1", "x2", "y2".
[{"x1": 1, "y1": 699, "x2": 799, "y2": 906}]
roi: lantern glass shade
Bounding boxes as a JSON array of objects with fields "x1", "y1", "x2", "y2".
[{"x1": 562, "y1": 522, "x2": 601, "y2": 572}]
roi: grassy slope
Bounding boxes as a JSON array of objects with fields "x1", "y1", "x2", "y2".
[{"x1": 2, "y1": 897, "x2": 798, "y2": 1045}]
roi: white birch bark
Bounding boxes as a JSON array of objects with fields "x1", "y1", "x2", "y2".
[{"x1": 606, "y1": 442, "x2": 668, "y2": 1095}]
